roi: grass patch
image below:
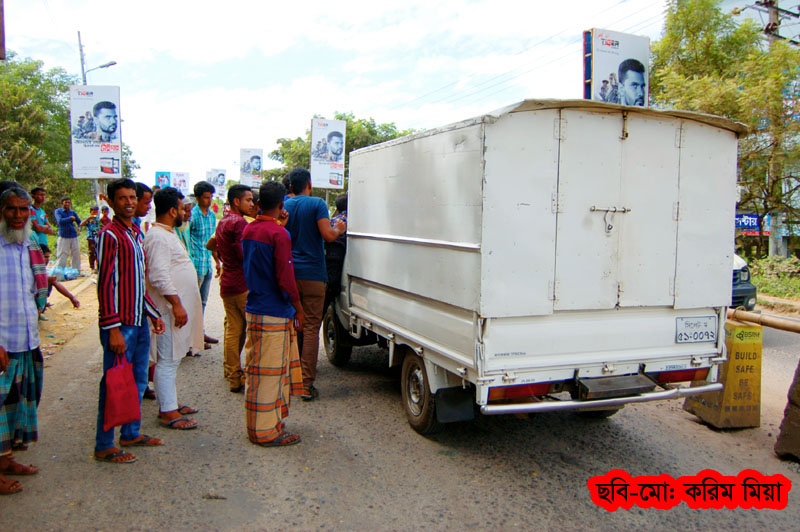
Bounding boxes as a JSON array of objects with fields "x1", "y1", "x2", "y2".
[{"x1": 751, "y1": 256, "x2": 800, "y2": 300}]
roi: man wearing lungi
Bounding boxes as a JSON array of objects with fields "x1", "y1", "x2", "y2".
[
  {"x1": 0, "y1": 185, "x2": 49, "y2": 494},
  {"x1": 241, "y1": 181, "x2": 305, "y2": 447}
]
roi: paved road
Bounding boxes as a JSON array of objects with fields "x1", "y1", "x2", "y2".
[{"x1": 5, "y1": 284, "x2": 800, "y2": 531}]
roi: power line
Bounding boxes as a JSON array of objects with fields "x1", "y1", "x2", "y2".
[
  {"x1": 389, "y1": 0, "x2": 643, "y2": 110},
  {"x1": 429, "y1": 6, "x2": 666, "y2": 109}
]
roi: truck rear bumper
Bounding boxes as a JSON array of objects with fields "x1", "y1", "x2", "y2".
[{"x1": 479, "y1": 382, "x2": 722, "y2": 415}]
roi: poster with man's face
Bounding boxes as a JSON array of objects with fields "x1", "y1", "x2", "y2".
[
  {"x1": 69, "y1": 85, "x2": 122, "y2": 178},
  {"x1": 310, "y1": 118, "x2": 346, "y2": 190},
  {"x1": 585, "y1": 29, "x2": 650, "y2": 107},
  {"x1": 240, "y1": 148, "x2": 263, "y2": 188},
  {"x1": 207, "y1": 169, "x2": 226, "y2": 199}
]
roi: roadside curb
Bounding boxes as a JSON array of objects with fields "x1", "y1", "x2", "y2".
[{"x1": 759, "y1": 294, "x2": 800, "y2": 311}]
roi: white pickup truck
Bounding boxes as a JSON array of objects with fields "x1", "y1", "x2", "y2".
[{"x1": 323, "y1": 99, "x2": 746, "y2": 434}]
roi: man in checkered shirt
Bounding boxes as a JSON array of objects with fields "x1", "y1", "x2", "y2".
[{"x1": 189, "y1": 181, "x2": 219, "y2": 349}]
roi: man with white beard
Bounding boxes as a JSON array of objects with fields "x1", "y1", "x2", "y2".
[
  {"x1": 0, "y1": 185, "x2": 49, "y2": 495},
  {"x1": 143, "y1": 187, "x2": 204, "y2": 429}
]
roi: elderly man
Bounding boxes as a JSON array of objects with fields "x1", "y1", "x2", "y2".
[
  {"x1": 0, "y1": 186, "x2": 49, "y2": 494},
  {"x1": 144, "y1": 187, "x2": 204, "y2": 430}
]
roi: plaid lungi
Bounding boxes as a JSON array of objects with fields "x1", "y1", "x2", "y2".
[
  {"x1": 0, "y1": 349, "x2": 43, "y2": 455},
  {"x1": 244, "y1": 313, "x2": 303, "y2": 443}
]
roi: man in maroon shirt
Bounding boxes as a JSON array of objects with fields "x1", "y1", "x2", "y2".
[{"x1": 214, "y1": 184, "x2": 255, "y2": 392}]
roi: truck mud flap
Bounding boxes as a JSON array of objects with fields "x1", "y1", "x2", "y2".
[
  {"x1": 435, "y1": 387, "x2": 475, "y2": 423},
  {"x1": 577, "y1": 374, "x2": 656, "y2": 400}
]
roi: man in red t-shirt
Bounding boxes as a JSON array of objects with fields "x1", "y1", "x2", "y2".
[{"x1": 213, "y1": 184, "x2": 255, "y2": 392}]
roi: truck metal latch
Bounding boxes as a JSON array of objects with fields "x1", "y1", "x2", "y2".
[{"x1": 590, "y1": 206, "x2": 631, "y2": 233}]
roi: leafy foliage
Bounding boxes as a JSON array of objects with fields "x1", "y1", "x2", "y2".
[
  {"x1": 0, "y1": 52, "x2": 141, "y2": 214},
  {"x1": 750, "y1": 256, "x2": 800, "y2": 299},
  {"x1": 650, "y1": 0, "x2": 800, "y2": 257}
]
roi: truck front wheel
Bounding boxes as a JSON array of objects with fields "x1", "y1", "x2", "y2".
[
  {"x1": 401, "y1": 352, "x2": 441, "y2": 434},
  {"x1": 323, "y1": 306, "x2": 352, "y2": 367}
]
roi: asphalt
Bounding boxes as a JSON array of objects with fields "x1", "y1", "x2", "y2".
[{"x1": 3, "y1": 281, "x2": 800, "y2": 531}]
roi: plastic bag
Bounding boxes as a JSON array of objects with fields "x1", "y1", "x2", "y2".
[{"x1": 103, "y1": 354, "x2": 141, "y2": 431}]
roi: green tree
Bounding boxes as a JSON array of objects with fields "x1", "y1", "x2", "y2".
[
  {"x1": 268, "y1": 112, "x2": 413, "y2": 204},
  {"x1": 121, "y1": 142, "x2": 140, "y2": 179},
  {"x1": 650, "y1": 0, "x2": 800, "y2": 257},
  {"x1": 0, "y1": 52, "x2": 93, "y2": 211}
]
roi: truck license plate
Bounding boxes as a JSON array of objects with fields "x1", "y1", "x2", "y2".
[{"x1": 675, "y1": 316, "x2": 717, "y2": 344}]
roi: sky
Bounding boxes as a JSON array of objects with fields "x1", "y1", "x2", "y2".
[{"x1": 6, "y1": 0, "x2": 688, "y2": 187}]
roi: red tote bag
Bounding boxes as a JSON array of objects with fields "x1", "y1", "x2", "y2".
[{"x1": 103, "y1": 354, "x2": 141, "y2": 431}]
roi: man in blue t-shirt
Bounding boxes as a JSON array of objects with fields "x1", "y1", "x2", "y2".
[
  {"x1": 283, "y1": 168, "x2": 346, "y2": 401},
  {"x1": 29, "y1": 187, "x2": 54, "y2": 254},
  {"x1": 54, "y1": 196, "x2": 82, "y2": 270}
]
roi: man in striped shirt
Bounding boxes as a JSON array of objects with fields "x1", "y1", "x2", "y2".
[
  {"x1": 94, "y1": 178, "x2": 165, "y2": 464},
  {"x1": 189, "y1": 181, "x2": 219, "y2": 348}
]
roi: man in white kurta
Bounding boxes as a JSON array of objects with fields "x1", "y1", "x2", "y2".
[{"x1": 143, "y1": 188, "x2": 204, "y2": 430}]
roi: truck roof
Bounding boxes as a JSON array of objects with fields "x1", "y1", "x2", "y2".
[{"x1": 352, "y1": 98, "x2": 748, "y2": 156}]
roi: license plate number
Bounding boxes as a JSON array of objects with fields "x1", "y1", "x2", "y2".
[{"x1": 676, "y1": 316, "x2": 717, "y2": 343}]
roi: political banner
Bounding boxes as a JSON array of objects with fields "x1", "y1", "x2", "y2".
[
  {"x1": 172, "y1": 172, "x2": 191, "y2": 196},
  {"x1": 240, "y1": 148, "x2": 263, "y2": 188},
  {"x1": 155, "y1": 171, "x2": 171, "y2": 188},
  {"x1": 583, "y1": 28, "x2": 650, "y2": 107},
  {"x1": 310, "y1": 118, "x2": 346, "y2": 190},
  {"x1": 207, "y1": 169, "x2": 226, "y2": 199},
  {"x1": 69, "y1": 85, "x2": 122, "y2": 178}
]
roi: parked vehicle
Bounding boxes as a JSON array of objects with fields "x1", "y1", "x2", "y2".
[
  {"x1": 324, "y1": 99, "x2": 746, "y2": 434},
  {"x1": 732, "y1": 254, "x2": 757, "y2": 311}
]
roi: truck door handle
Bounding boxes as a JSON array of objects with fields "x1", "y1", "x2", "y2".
[{"x1": 589, "y1": 206, "x2": 631, "y2": 233}]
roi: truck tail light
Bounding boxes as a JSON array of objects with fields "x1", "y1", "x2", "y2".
[
  {"x1": 488, "y1": 382, "x2": 551, "y2": 401},
  {"x1": 656, "y1": 368, "x2": 709, "y2": 384}
]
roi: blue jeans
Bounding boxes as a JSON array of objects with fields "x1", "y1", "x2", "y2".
[
  {"x1": 198, "y1": 269, "x2": 213, "y2": 314},
  {"x1": 95, "y1": 323, "x2": 150, "y2": 452}
]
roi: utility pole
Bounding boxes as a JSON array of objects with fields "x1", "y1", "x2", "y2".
[
  {"x1": 754, "y1": 1, "x2": 797, "y2": 256},
  {"x1": 1, "y1": 0, "x2": 6, "y2": 60}
]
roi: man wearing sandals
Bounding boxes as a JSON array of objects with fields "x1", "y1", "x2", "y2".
[
  {"x1": 144, "y1": 187, "x2": 204, "y2": 430},
  {"x1": 0, "y1": 185, "x2": 49, "y2": 494},
  {"x1": 241, "y1": 181, "x2": 305, "y2": 447},
  {"x1": 94, "y1": 179, "x2": 166, "y2": 464}
]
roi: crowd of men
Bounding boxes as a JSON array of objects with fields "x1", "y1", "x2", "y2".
[{"x1": 0, "y1": 169, "x2": 347, "y2": 493}]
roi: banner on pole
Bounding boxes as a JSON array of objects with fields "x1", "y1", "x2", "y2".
[
  {"x1": 240, "y1": 148, "x2": 263, "y2": 188},
  {"x1": 310, "y1": 118, "x2": 346, "y2": 190},
  {"x1": 69, "y1": 85, "x2": 122, "y2": 178},
  {"x1": 583, "y1": 28, "x2": 650, "y2": 107},
  {"x1": 155, "y1": 171, "x2": 171, "y2": 188},
  {"x1": 207, "y1": 169, "x2": 226, "y2": 199},
  {"x1": 172, "y1": 172, "x2": 191, "y2": 196}
]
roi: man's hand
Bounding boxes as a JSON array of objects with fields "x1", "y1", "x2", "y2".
[
  {"x1": 293, "y1": 309, "x2": 305, "y2": 333},
  {"x1": 70, "y1": 296, "x2": 80, "y2": 309},
  {"x1": 0, "y1": 346, "x2": 8, "y2": 373},
  {"x1": 172, "y1": 302, "x2": 188, "y2": 328},
  {"x1": 333, "y1": 218, "x2": 346, "y2": 234},
  {"x1": 278, "y1": 209, "x2": 289, "y2": 226},
  {"x1": 151, "y1": 317, "x2": 165, "y2": 335},
  {"x1": 108, "y1": 327, "x2": 126, "y2": 356}
]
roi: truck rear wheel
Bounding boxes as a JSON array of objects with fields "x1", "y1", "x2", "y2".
[
  {"x1": 323, "y1": 306, "x2": 352, "y2": 367},
  {"x1": 401, "y1": 352, "x2": 441, "y2": 434}
]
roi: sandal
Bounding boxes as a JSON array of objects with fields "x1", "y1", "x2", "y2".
[
  {"x1": 159, "y1": 416, "x2": 197, "y2": 430},
  {"x1": 257, "y1": 432, "x2": 301, "y2": 447},
  {"x1": 119, "y1": 434, "x2": 163, "y2": 447},
  {"x1": 177, "y1": 405, "x2": 199, "y2": 415},
  {"x1": 94, "y1": 449, "x2": 137, "y2": 464},
  {"x1": 0, "y1": 476, "x2": 23, "y2": 495},
  {"x1": 1, "y1": 459, "x2": 39, "y2": 476}
]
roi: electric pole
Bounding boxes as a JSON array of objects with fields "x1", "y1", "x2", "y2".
[{"x1": 1, "y1": 0, "x2": 6, "y2": 61}]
